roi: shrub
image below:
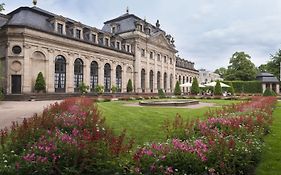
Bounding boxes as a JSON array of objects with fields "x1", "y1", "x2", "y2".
[
  {"x1": 158, "y1": 88, "x2": 165, "y2": 98},
  {"x1": 0, "y1": 97, "x2": 133, "y2": 175},
  {"x1": 191, "y1": 77, "x2": 200, "y2": 95},
  {"x1": 174, "y1": 81, "x2": 181, "y2": 96},
  {"x1": 263, "y1": 88, "x2": 276, "y2": 96},
  {"x1": 111, "y1": 85, "x2": 117, "y2": 93},
  {"x1": 78, "y1": 82, "x2": 89, "y2": 94},
  {"x1": 229, "y1": 82, "x2": 235, "y2": 95},
  {"x1": 127, "y1": 79, "x2": 133, "y2": 93},
  {"x1": 95, "y1": 85, "x2": 104, "y2": 95},
  {"x1": 214, "y1": 80, "x2": 222, "y2": 96},
  {"x1": 223, "y1": 81, "x2": 262, "y2": 94},
  {"x1": 34, "y1": 72, "x2": 46, "y2": 92}
]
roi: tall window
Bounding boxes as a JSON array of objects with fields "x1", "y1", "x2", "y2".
[
  {"x1": 170, "y1": 74, "x2": 173, "y2": 92},
  {"x1": 157, "y1": 54, "x2": 161, "y2": 61},
  {"x1": 141, "y1": 49, "x2": 145, "y2": 57},
  {"x1": 55, "y1": 55, "x2": 66, "y2": 92},
  {"x1": 164, "y1": 56, "x2": 167, "y2": 63},
  {"x1": 157, "y1": 71, "x2": 161, "y2": 90},
  {"x1": 116, "y1": 65, "x2": 122, "y2": 92},
  {"x1": 126, "y1": 45, "x2": 130, "y2": 52},
  {"x1": 149, "y1": 70, "x2": 154, "y2": 92},
  {"x1": 90, "y1": 61, "x2": 98, "y2": 92},
  {"x1": 150, "y1": 52, "x2": 153, "y2": 59},
  {"x1": 170, "y1": 58, "x2": 173, "y2": 64},
  {"x1": 74, "y1": 58, "x2": 83, "y2": 92},
  {"x1": 179, "y1": 76, "x2": 181, "y2": 84},
  {"x1": 116, "y1": 42, "x2": 120, "y2": 50},
  {"x1": 57, "y1": 23, "x2": 63, "y2": 34},
  {"x1": 164, "y1": 72, "x2": 167, "y2": 92},
  {"x1": 112, "y1": 26, "x2": 116, "y2": 34},
  {"x1": 76, "y1": 29, "x2": 81, "y2": 39},
  {"x1": 105, "y1": 38, "x2": 109, "y2": 46},
  {"x1": 182, "y1": 76, "x2": 185, "y2": 93},
  {"x1": 104, "y1": 63, "x2": 111, "y2": 92},
  {"x1": 141, "y1": 69, "x2": 145, "y2": 92}
]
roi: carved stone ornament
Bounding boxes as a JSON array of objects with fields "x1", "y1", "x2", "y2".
[{"x1": 10, "y1": 60, "x2": 22, "y2": 72}]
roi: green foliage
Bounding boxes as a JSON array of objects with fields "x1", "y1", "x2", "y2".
[
  {"x1": 214, "y1": 80, "x2": 222, "y2": 96},
  {"x1": 174, "y1": 81, "x2": 181, "y2": 96},
  {"x1": 266, "y1": 49, "x2": 281, "y2": 80},
  {"x1": 258, "y1": 64, "x2": 268, "y2": 73},
  {"x1": 111, "y1": 85, "x2": 117, "y2": 93},
  {"x1": 223, "y1": 81, "x2": 262, "y2": 94},
  {"x1": 78, "y1": 82, "x2": 89, "y2": 94},
  {"x1": 263, "y1": 88, "x2": 276, "y2": 96},
  {"x1": 225, "y1": 52, "x2": 257, "y2": 81},
  {"x1": 214, "y1": 67, "x2": 227, "y2": 79},
  {"x1": 191, "y1": 77, "x2": 200, "y2": 95},
  {"x1": 34, "y1": 72, "x2": 46, "y2": 92},
  {"x1": 158, "y1": 88, "x2": 165, "y2": 98},
  {"x1": 0, "y1": 3, "x2": 4, "y2": 12},
  {"x1": 95, "y1": 85, "x2": 104, "y2": 95},
  {"x1": 126, "y1": 79, "x2": 133, "y2": 93},
  {"x1": 228, "y1": 82, "x2": 235, "y2": 95}
]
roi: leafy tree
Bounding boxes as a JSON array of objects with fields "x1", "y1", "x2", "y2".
[
  {"x1": 174, "y1": 81, "x2": 181, "y2": 96},
  {"x1": 0, "y1": 3, "x2": 4, "y2": 12},
  {"x1": 228, "y1": 82, "x2": 235, "y2": 95},
  {"x1": 34, "y1": 72, "x2": 46, "y2": 92},
  {"x1": 224, "y1": 52, "x2": 257, "y2": 81},
  {"x1": 257, "y1": 64, "x2": 268, "y2": 73},
  {"x1": 191, "y1": 77, "x2": 200, "y2": 95},
  {"x1": 158, "y1": 89, "x2": 165, "y2": 98},
  {"x1": 214, "y1": 67, "x2": 227, "y2": 79},
  {"x1": 266, "y1": 49, "x2": 281, "y2": 80},
  {"x1": 126, "y1": 79, "x2": 133, "y2": 93},
  {"x1": 214, "y1": 80, "x2": 222, "y2": 96}
]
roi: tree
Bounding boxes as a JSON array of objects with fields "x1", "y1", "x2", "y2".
[
  {"x1": 257, "y1": 64, "x2": 268, "y2": 73},
  {"x1": 266, "y1": 49, "x2": 281, "y2": 80},
  {"x1": 158, "y1": 89, "x2": 165, "y2": 98},
  {"x1": 214, "y1": 67, "x2": 227, "y2": 79},
  {"x1": 34, "y1": 72, "x2": 46, "y2": 92},
  {"x1": 126, "y1": 79, "x2": 133, "y2": 93},
  {"x1": 224, "y1": 52, "x2": 257, "y2": 81},
  {"x1": 191, "y1": 77, "x2": 200, "y2": 95},
  {"x1": 174, "y1": 81, "x2": 181, "y2": 96},
  {"x1": 0, "y1": 3, "x2": 4, "y2": 12},
  {"x1": 214, "y1": 80, "x2": 222, "y2": 96},
  {"x1": 228, "y1": 82, "x2": 235, "y2": 95}
]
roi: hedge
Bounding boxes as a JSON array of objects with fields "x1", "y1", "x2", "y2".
[{"x1": 223, "y1": 81, "x2": 262, "y2": 94}]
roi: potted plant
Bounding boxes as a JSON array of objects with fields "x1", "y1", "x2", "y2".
[{"x1": 34, "y1": 72, "x2": 46, "y2": 93}]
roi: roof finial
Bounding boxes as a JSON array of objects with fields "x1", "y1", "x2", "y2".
[
  {"x1": 33, "y1": 0, "x2": 37, "y2": 6},
  {"x1": 156, "y1": 19, "x2": 160, "y2": 28},
  {"x1": 126, "y1": 6, "x2": 129, "y2": 14}
]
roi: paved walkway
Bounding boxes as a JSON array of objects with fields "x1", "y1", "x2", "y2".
[{"x1": 0, "y1": 100, "x2": 60, "y2": 129}]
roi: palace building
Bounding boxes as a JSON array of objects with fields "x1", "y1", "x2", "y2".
[{"x1": 0, "y1": 6, "x2": 198, "y2": 95}]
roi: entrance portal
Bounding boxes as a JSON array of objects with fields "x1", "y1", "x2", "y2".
[{"x1": 11, "y1": 75, "x2": 21, "y2": 94}]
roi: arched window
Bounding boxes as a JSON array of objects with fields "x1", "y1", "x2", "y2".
[
  {"x1": 104, "y1": 63, "x2": 111, "y2": 92},
  {"x1": 164, "y1": 72, "x2": 167, "y2": 92},
  {"x1": 170, "y1": 74, "x2": 173, "y2": 92},
  {"x1": 116, "y1": 65, "x2": 122, "y2": 92},
  {"x1": 157, "y1": 71, "x2": 161, "y2": 90},
  {"x1": 179, "y1": 75, "x2": 181, "y2": 85},
  {"x1": 90, "y1": 61, "x2": 98, "y2": 92},
  {"x1": 141, "y1": 69, "x2": 145, "y2": 92},
  {"x1": 182, "y1": 76, "x2": 185, "y2": 93},
  {"x1": 149, "y1": 70, "x2": 154, "y2": 92},
  {"x1": 55, "y1": 55, "x2": 66, "y2": 92},
  {"x1": 74, "y1": 58, "x2": 83, "y2": 92}
]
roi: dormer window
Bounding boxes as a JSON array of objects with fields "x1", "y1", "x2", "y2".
[
  {"x1": 105, "y1": 38, "x2": 109, "y2": 46},
  {"x1": 57, "y1": 23, "x2": 63, "y2": 34},
  {"x1": 116, "y1": 41, "x2": 120, "y2": 50},
  {"x1": 164, "y1": 56, "x2": 167, "y2": 63},
  {"x1": 170, "y1": 58, "x2": 173, "y2": 64},
  {"x1": 76, "y1": 29, "x2": 81, "y2": 39},
  {"x1": 112, "y1": 26, "x2": 116, "y2": 34},
  {"x1": 126, "y1": 45, "x2": 131, "y2": 52},
  {"x1": 145, "y1": 28, "x2": 151, "y2": 35},
  {"x1": 137, "y1": 24, "x2": 143, "y2": 32},
  {"x1": 92, "y1": 34, "x2": 97, "y2": 43}
]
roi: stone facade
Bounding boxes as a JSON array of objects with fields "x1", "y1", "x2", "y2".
[
  {"x1": 0, "y1": 6, "x2": 198, "y2": 94},
  {"x1": 199, "y1": 69, "x2": 222, "y2": 84}
]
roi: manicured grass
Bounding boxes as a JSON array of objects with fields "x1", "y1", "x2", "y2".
[
  {"x1": 256, "y1": 102, "x2": 281, "y2": 175},
  {"x1": 97, "y1": 99, "x2": 238, "y2": 145}
]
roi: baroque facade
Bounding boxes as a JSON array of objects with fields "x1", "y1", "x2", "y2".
[{"x1": 0, "y1": 6, "x2": 198, "y2": 94}]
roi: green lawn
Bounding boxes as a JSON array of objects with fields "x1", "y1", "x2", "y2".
[
  {"x1": 97, "y1": 99, "x2": 238, "y2": 145},
  {"x1": 256, "y1": 101, "x2": 281, "y2": 175}
]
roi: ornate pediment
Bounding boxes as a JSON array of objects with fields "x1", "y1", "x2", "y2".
[{"x1": 148, "y1": 33, "x2": 176, "y2": 52}]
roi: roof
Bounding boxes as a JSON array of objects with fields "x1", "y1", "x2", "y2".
[{"x1": 256, "y1": 72, "x2": 279, "y2": 83}]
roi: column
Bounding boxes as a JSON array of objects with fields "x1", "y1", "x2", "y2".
[
  {"x1": 134, "y1": 46, "x2": 141, "y2": 92},
  {"x1": 262, "y1": 83, "x2": 266, "y2": 93},
  {"x1": 47, "y1": 50, "x2": 55, "y2": 93},
  {"x1": 276, "y1": 84, "x2": 280, "y2": 94},
  {"x1": 22, "y1": 45, "x2": 32, "y2": 93},
  {"x1": 111, "y1": 63, "x2": 116, "y2": 92},
  {"x1": 121, "y1": 66, "x2": 126, "y2": 93},
  {"x1": 84, "y1": 58, "x2": 90, "y2": 88},
  {"x1": 66, "y1": 56, "x2": 74, "y2": 93},
  {"x1": 98, "y1": 62, "x2": 104, "y2": 87}
]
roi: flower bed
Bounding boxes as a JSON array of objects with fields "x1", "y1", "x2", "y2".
[
  {"x1": 0, "y1": 97, "x2": 133, "y2": 175},
  {"x1": 132, "y1": 97, "x2": 276, "y2": 175}
]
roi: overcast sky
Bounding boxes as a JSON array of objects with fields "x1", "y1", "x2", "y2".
[{"x1": 2, "y1": 0, "x2": 281, "y2": 71}]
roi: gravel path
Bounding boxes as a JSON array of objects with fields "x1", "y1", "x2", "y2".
[{"x1": 0, "y1": 100, "x2": 60, "y2": 129}]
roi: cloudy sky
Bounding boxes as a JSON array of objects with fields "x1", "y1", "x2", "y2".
[{"x1": 2, "y1": 0, "x2": 281, "y2": 71}]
